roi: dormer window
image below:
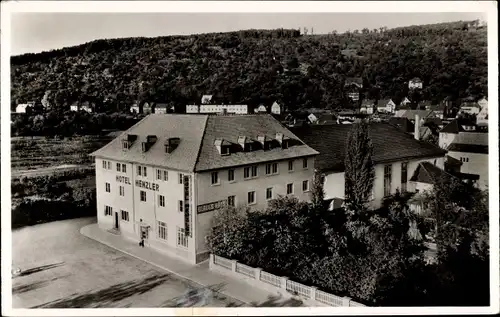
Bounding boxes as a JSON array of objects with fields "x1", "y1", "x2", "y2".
[
  {"x1": 215, "y1": 139, "x2": 231, "y2": 156},
  {"x1": 165, "y1": 137, "x2": 180, "y2": 154},
  {"x1": 222, "y1": 146, "x2": 230, "y2": 155}
]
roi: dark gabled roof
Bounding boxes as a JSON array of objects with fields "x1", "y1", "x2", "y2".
[
  {"x1": 440, "y1": 119, "x2": 470, "y2": 134},
  {"x1": 91, "y1": 114, "x2": 319, "y2": 172},
  {"x1": 447, "y1": 143, "x2": 488, "y2": 154},
  {"x1": 388, "y1": 117, "x2": 414, "y2": 133},
  {"x1": 195, "y1": 114, "x2": 319, "y2": 171},
  {"x1": 290, "y1": 123, "x2": 447, "y2": 172},
  {"x1": 424, "y1": 117, "x2": 443, "y2": 126},
  {"x1": 445, "y1": 155, "x2": 463, "y2": 167},
  {"x1": 410, "y1": 161, "x2": 456, "y2": 185}
]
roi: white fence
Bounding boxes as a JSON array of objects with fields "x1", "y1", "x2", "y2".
[{"x1": 210, "y1": 254, "x2": 366, "y2": 307}]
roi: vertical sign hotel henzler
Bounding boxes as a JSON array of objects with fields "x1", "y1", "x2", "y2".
[{"x1": 183, "y1": 175, "x2": 192, "y2": 236}]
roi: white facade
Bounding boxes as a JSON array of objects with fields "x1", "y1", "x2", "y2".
[
  {"x1": 377, "y1": 100, "x2": 396, "y2": 113},
  {"x1": 408, "y1": 79, "x2": 423, "y2": 89},
  {"x1": 271, "y1": 102, "x2": 281, "y2": 115},
  {"x1": 70, "y1": 105, "x2": 79, "y2": 112},
  {"x1": 439, "y1": 131, "x2": 488, "y2": 150},
  {"x1": 130, "y1": 105, "x2": 140, "y2": 114},
  {"x1": 95, "y1": 156, "x2": 315, "y2": 263},
  {"x1": 16, "y1": 104, "x2": 30, "y2": 113},
  {"x1": 460, "y1": 105, "x2": 481, "y2": 115},
  {"x1": 447, "y1": 151, "x2": 488, "y2": 189},
  {"x1": 322, "y1": 156, "x2": 445, "y2": 210},
  {"x1": 186, "y1": 104, "x2": 248, "y2": 114}
]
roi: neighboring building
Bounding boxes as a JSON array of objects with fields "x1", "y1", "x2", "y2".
[
  {"x1": 291, "y1": 123, "x2": 447, "y2": 210},
  {"x1": 400, "y1": 97, "x2": 412, "y2": 106},
  {"x1": 271, "y1": 101, "x2": 281, "y2": 115},
  {"x1": 307, "y1": 113, "x2": 318, "y2": 124},
  {"x1": 70, "y1": 102, "x2": 93, "y2": 113},
  {"x1": 16, "y1": 102, "x2": 34, "y2": 113},
  {"x1": 186, "y1": 104, "x2": 248, "y2": 115},
  {"x1": 476, "y1": 98, "x2": 488, "y2": 126},
  {"x1": 70, "y1": 103, "x2": 79, "y2": 112},
  {"x1": 345, "y1": 77, "x2": 363, "y2": 102},
  {"x1": 315, "y1": 114, "x2": 337, "y2": 125},
  {"x1": 255, "y1": 104, "x2": 268, "y2": 113},
  {"x1": 130, "y1": 104, "x2": 140, "y2": 114},
  {"x1": 438, "y1": 119, "x2": 486, "y2": 149},
  {"x1": 388, "y1": 117, "x2": 414, "y2": 134},
  {"x1": 154, "y1": 103, "x2": 169, "y2": 114},
  {"x1": 143, "y1": 102, "x2": 152, "y2": 115},
  {"x1": 201, "y1": 95, "x2": 213, "y2": 105},
  {"x1": 446, "y1": 143, "x2": 488, "y2": 189},
  {"x1": 360, "y1": 100, "x2": 375, "y2": 114},
  {"x1": 377, "y1": 99, "x2": 396, "y2": 113},
  {"x1": 90, "y1": 114, "x2": 318, "y2": 264},
  {"x1": 394, "y1": 109, "x2": 435, "y2": 123},
  {"x1": 408, "y1": 77, "x2": 423, "y2": 89}
]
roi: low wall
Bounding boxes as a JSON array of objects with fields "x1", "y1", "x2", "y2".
[{"x1": 209, "y1": 254, "x2": 366, "y2": 307}]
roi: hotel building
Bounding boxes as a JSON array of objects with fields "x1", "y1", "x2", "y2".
[{"x1": 91, "y1": 114, "x2": 318, "y2": 263}]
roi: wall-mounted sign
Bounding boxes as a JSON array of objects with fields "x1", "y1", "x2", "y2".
[
  {"x1": 116, "y1": 175, "x2": 131, "y2": 185},
  {"x1": 135, "y1": 179, "x2": 160, "y2": 191},
  {"x1": 183, "y1": 175, "x2": 192, "y2": 237},
  {"x1": 197, "y1": 200, "x2": 227, "y2": 214}
]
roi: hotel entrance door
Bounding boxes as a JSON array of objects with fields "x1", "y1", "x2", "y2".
[{"x1": 114, "y1": 212, "x2": 119, "y2": 230}]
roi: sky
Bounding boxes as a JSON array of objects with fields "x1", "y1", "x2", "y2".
[{"x1": 11, "y1": 12, "x2": 487, "y2": 56}]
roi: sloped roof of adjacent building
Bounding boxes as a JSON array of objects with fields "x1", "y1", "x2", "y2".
[
  {"x1": 410, "y1": 161, "x2": 456, "y2": 185},
  {"x1": 290, "y1": 123, "x2": 447, "y2": 172},
  {"x1": 91, "y1": 114, "x2": 319, "y2": 172},
  {"x1": 447, "y1": 143, "x2": 488, "y2": 154},
  {"x1": 395, "y1": 110, "x2": 434, "y2": 121},
  {"x1": 388, "y1": 117, "x2": 414, "y2": 133}
]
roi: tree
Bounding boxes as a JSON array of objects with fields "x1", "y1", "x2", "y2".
[
  {"x1": 343, "y1": 119, "x2": 375, "y2": 214},
  {"x1": 311, "y1": 172, "x2": 325, "y2": 211}
]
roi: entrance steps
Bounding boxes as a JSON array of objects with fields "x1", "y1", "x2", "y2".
[{"x1": 107, "y1": 228, "x2": 121, "y2": 235}]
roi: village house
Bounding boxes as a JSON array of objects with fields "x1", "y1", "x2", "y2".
[
  {"x1": 143, "y1": 102, "x2": 152, "y2": 115},
  {"x1": 70, "y1": 101, "x2": 93, "y2": 113},
  {"x1": 154, "y1": 103, "x2": 169, "y2": 114},
  {"x1": 476, "y1": 98, "x2": 488, "y2": 127},
  {"x1": 400, "y1": 97, "x2": 412, "y2": 106},
  {"x1": 130, "y1": 104, "x2": 140, "y2": 114},
  {"x1": 360, "y1": 99, "x2": 375, "y2": 114},
  {"x1": 186, "y1": 104, "x2": 249, "y2": 115},
  {"x1": 459, "y1": 97, "x2": 481, "y2": 115},
  {"x1": 291, "y1": 122, "x2": 447, "y2": 211},
  {"x1": 15, "y1": 101, "x2": 35, "y2": 114},
  {"x1": 376, "y1": 99, "x2": 397, "y2": 113},
  {"x1": 201, "y1": 95, "x2": 213, "y2": 105},
  {"x1": 344, "y1": 77, "x2": 363, "y2": 102},
  {"x1": 90, "y1": 114, "x2": 318, "y2": 264},
  {"x1": 270, "y1": 101, "x2": 282, "y2": 115},
  {"x1": 394, "y1": 109, "x2": 435, "y2": 124},
  {"x1": 438, "y1": 119, "x2": 484, "y2": 149},
  {"x1": 408, "y1": 77, "x2": 423, "y2": 90},
  {"x1": 254, "y1": 104, "x2": 268, "y2": 114}
]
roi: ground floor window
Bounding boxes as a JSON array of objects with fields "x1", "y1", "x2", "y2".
[
  {"x1": 121, "y1": 210, "x2": 129, "y2": 221},
  {"x1": 177, "y1": 227, "x2": 188, "y2": 248},
  {"x1": 104, "y1": 205, "x2": 112, "y2": 216},
  {"x1": 228, "y1": 195, "x2": 235, "y2": 207},
  {"x1": 157, "y1": 221, "x2": 167, "y2": 241}
]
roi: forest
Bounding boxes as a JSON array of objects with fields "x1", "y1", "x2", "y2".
[{"x1": 11, "y1": 20, "x2": 487, "y2": 119}]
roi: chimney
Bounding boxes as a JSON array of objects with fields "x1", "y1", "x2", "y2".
[{"x1": 414, "y1": 114, "x2": 420, "y2": 140}]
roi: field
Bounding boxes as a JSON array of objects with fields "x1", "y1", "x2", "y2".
[{"x1": 10, "y1": 135, "x2": 113, "y2": 172}]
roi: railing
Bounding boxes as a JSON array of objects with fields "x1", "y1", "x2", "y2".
[
  {"x1": 235, "y1": 262, "x2": 255, "y2": 279},
  {"x1": 260, "y1": 271, "x2": 281, "y2": 288},
  {"x1": 213, "y1": 254, "x2": 232, "y2": 270},
  {"x1": 209, "y1": 253, "x2": 366, "y2": 307}
]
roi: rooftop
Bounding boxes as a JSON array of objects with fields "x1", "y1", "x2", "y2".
[
  {"x1": 447, "y1": 143, "x2": 488, "y2": 154},
  {"x1": 290, "y1": 123, "x2": 447, "y2": 172},
  {"x1": 91, "y1": 114, "x2": 318, "y2": 172},
  {"x1": 410, "y1": 161, "x2": 456, "y2": 185}
]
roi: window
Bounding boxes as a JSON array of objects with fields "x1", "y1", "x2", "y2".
[
  {"x1": 117, "y1": 163, "x2": 121, "y2": 172},
  {"x1": 177, "y1": 227, "x2": 188, "y2": 248},
  {"x1": 104, "y1": 205, "x2": 112, "y2": 216},
  {"x1": 288, "y1": 160, "x2": 294, "y2": 171},
  {"x1": 119, "y1": 186, "x2": 125, "y2": 196},
  {"x1": 102, "y1": 160, "x2": 107, "y2": 169},
  {"x1": 384, "y1": 164, "x2": 392, "y2": 197},
  {"x1": 157, "y1": 169, "x2": 162, "y2": 180},
  {"x1": 163, "y1": 170, "x2": 168, "y2": 181},
  {"x1": 158, "y1": 221, "x2": 167, "y2": 240},
  {"x1": 179, "y1": 173, "x2": 184, "y2": 184},
  {"x1": 137, "y1": 165, "x2": 141, "y2": 176},
  {"x1": 159, "y1": 195, "x2": 165, "y2": 207},
  {"x1": 121, "y1": 210, "x2": 129, "y2": 221},
  {"x1": 251, "y1": 165, "x2": 258, "y2": 177},
  {"x1": 244, "y1": 167, "x2": 250, "y2": 179},
  {"x1": 303, "y1": 158, "x2": 308, "y2": 169},
  {"x1": 122, "y1": 164, "x2": 127, "y2": 173},
  {"x1": 266, "y1": 187, "x2": 273, "y2": 200},
  {"x1": 211, "y1": 171, "x2": 219, "y2": 185},
  {"x1": 401, "y1": 162, "x2": 408, "y2": 193},
  {"x1": 228, "y1": 169, "x2": 235, "y2": 182},
  {"x1": 248, "y1": 191, "x2": 256, "y2": 205},
  {"x1": 140, "y1": 190, "x2": 146, "y2": 202},
  {"x1": 265, "y1": 164, "x2": 272, "y2": 175},
  {"x1": 105, "y1": 183, "x2": 111, "y2": 193},
  {"x1": 228, "y1": 195, "x2": 235, "y2": 207},
  {"x1": 143, "y1": 166, "x2": 147, "y2": 177},
  {"x1": 179, "y1": 200, "x2": 183, "y2": 212},
  {"x1": 107, "y1": 161, "x2": 112, "y2": 170},
  {"x1": 287, "y1": 183, "x2": 294, "y2": 195},
  {"x1": 302, "y1": 180, "x2": 310, "y2": 192}
]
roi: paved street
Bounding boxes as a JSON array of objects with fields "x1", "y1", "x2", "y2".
[{"x1": 11, "y1": 217, "x2": 245, "y2": 308}]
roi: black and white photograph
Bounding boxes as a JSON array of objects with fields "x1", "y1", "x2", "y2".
[{"x1": 1, "y1": 1, "x2": 498, "y2": 315}]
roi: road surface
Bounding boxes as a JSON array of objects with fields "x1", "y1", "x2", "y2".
[{"x1": 11, "y1": 217, "x2": 245, "y2": 308}]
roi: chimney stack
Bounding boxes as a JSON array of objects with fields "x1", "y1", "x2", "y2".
[{"x1": 414, "y1": 114, "x2": 420, "y2": 140}]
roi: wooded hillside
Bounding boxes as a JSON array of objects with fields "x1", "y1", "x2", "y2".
[{"x1": 11, "y1": 20, "x2": 487, "y2": 113}]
